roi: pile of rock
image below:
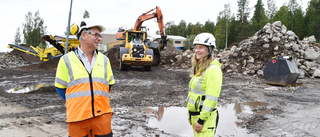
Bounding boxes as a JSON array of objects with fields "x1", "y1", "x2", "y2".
[
  {"x1": 159, "y1": 44, "x2": 193, "y2": 69},
  {"x1": 218, "y1": 21, "x2": 320, "y2": 78},
  {"x1": 0, "y1": 52, "x2": 32, "y2": 69}
]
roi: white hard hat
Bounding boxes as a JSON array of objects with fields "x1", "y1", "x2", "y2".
[
  {"x1": 70, "y1": 18, "x2": 105, "y2": 39},
  {"x1": 193, "y1": 33, "x2": 216, "y2": 48}
]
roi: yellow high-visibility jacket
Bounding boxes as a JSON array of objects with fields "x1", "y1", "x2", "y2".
[
  {"x1": 187, "y1": 59, "x2": 223, "y2": 122},
  {"x1": 55, "y1": 51, "x2": 115, "y2": 123}
]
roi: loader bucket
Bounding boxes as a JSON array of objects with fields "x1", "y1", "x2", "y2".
[{"x1": 263, "y1": 56, "x2": 300, "y2": 86}]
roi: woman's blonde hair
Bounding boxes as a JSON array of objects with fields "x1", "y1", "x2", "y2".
[{"x1": 191, "y1": 46, "x2": 215, "y2": 77}]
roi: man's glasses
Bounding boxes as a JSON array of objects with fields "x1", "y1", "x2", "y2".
[{"x1": 84, "y1": 31, "x2": 102, "y2": 39}]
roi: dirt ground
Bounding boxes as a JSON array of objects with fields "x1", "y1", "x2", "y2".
[{"x1": 0, "y1": 59, "x2": 319, "y2": 137}]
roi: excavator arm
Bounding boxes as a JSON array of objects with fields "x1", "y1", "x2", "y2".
[{"x1": 134, "y1": 6, "x2": 167, "y2": 49}]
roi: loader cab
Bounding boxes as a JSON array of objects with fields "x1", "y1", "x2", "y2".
[{"x1": 128, "y1": 32, "x2": 144, "y2": 42}]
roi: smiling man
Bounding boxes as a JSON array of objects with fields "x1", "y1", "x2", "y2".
[{"x1": 55, "y1": 18, "x2": 115, "y2": 137}]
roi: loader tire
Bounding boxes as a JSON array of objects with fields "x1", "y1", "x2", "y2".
[
  {"x1": 152, "y1": 47, "x2": 161, "y2": 66},
  {"x1": 144, "y1": 49, "x2": 153, "y2": 71},
  {"x1": 119, "y1": 47, "x2": 129, "y2": 71}
]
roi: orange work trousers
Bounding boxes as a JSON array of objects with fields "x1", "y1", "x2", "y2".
[{"x1": 68, "y1": 113, "x2": 112, "y2": 137}]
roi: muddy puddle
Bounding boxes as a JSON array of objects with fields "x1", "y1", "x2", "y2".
[
  {"x1": 114, "y1": 101, "x2": 270, "y2": 136},
  {"x1": 5, "y1": 84, "x2": 51, "y2": 93}
]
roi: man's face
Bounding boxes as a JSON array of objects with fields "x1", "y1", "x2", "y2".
[{"x1": 83, "y1": 27, "x2": 101, "y2": 49}]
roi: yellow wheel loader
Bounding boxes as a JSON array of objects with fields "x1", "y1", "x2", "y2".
[{"x1": 116, "y1": 6, "x2": 167, "y2": 71}]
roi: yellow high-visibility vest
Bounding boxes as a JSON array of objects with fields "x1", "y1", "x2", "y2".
[
  {"x1": 55, "y1": 51, "x2": 115, "y2": 122},
  {"x1": 187, "y1": 60, "x2": 222, "y2": 121}
]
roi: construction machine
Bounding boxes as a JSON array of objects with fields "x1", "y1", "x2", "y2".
[
  {"x1": 8, "y1": 35, "x2": 79, "y2": 62},
  {"x1": 116, "y1": 6, "x2": 167, "y2": 71}
]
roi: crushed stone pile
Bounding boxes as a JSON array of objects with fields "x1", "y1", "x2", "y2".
[
  {"x1": 159, "y1": 44, "x2": 193, "y2": 69},
  {"x1": 218, "y1": 21, "x2": 320, "y2": 78},
  {"x1": 0, "y1": 50, "x2": 32, "y2": 69}
]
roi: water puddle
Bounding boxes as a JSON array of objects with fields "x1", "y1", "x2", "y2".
[
  {"x1": 146, "y1": 102, "x2": 270, "y2": 136},
  {"x1": 6, "y1": 84, "x2": 51, "y2": 93}
]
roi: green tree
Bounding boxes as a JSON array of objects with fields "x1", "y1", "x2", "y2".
[
  {"x1": 14, "y1": 28, "x2": 21, "y2": 45},
  {"x1": 267, "y1": 0, "x2": 277, "y2": 22},
  {"x1": 177, "y1": 20, "x2": 187, "y2": 37},
  {"x1": 215, "y1": 16, "x2": 227, "y2": 49},
  {"x1": 293, "y1": 7, "x2": 305, "y2": 39},
  {"x1": 22, "y1": 10, "x2": 47, "y2": 48},
  {"x1": 287, "y1": 0, "x2": 299, "y2": 30},
  {"x1": 215, "y1": 3, "x2": 231, "y2": 49},
  {"x1": 165, "y1": 21, "x2": 177, "y2": 35},
  {"x1": 202, "y1": 20, "x2": 215, "y2": 35},
  {"x1": 183, "y1": 34, "x2": 196, "y2": 50},
  {"x1": 191, "y1": 22, "x2": 203, "y2": 35},
  {"x1": 251, "y1": 0, "x2": 268, "y2": 31},
  {"x1": 237, "y1": 0, "x2": 251, "y2": 41},
  {"x1": 274, "y1": 6, "x2": 290, "y2": 27},
  {"x1": 83, "y1": 10, "x2": 90, "y2": 19},
  {"x1": 305, "y1": 0, "x2": 320, "y2": 41},
  {"x1": 228, "y1": 15, "x2": 238, "y2": 47}
]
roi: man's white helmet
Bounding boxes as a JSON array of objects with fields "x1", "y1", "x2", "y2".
[
  {"x1": 70, "y1": 18, "x2": 105, "y2": 39},
  {"x1": 193, "y1": 33, "x2": 216, "y2": 48}
]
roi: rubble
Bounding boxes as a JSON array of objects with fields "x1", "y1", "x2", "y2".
[
  {"x1": 159, "y1": 44, "x2": 192, "y2": 69},
  {"x1": 0, "y1": 50, "x2": 32, "y2": 69},
  {"x1": 217, "y1": 21, "x2": 320, "y2": 78}
]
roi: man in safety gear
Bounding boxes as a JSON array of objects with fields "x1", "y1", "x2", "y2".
[
  {"x1": 55, "y1": 18, "x2": 115, "y2": 137},
  {"x1": 186, "y1": 33, "x2": 223, "y2": 136}
]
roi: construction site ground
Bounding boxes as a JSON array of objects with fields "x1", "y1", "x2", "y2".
[{"x1": 0, "y1": 52, "x2": 320, "y2": 137}]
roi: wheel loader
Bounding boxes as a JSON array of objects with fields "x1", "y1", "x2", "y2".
[{"x1": 116, "y1": 6, "x2": 167, "y2": 71}]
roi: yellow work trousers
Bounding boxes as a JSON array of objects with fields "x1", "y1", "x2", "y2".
[{"x1": 189, "y1": 110, "x2": 219, "y2": 137}]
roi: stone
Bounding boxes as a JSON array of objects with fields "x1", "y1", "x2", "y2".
[
  {"x1": 312, "y1": 69, "x2": 320, "y2": 78},
  {"x1": 257, "y1": 70, "x2": 264, "y2": 76},
  {"x1": 304, "y1": 48, "x2": 320, "y2": 62},
  {"x1": 292, "y1": 43, "x2": 300, "y2": 51},
  {"x1": 272, "y1": 37, "x2": 281, "y2": 42},
  {"x1": 284, "y1": 44, "x2": 292, "y2": 49},
  {"x1": 309, "y1": 35, "x2": 316, "y2": 44},
  {"x1": 175, "y1": 55, "x2": 182, "y2": 62},
  {"x1": 281, "y1": 25, "x2": 287, "y2": 34},
  {"x1": 263, "y1": 44, "x2": 270, "y2": 48},
  {"x1": 286, "y1": 30, "x2": 296, "y2": 36},
  {"x1": 272, "y1": 21, "x2": 282, "y2": 28}
]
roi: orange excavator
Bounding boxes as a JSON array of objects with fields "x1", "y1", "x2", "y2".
[{"x1": 115, "y1": 6, "x2": 167, "y2": 71}]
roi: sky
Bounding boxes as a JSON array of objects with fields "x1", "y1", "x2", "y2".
[{"x1": 0, "y1": 0, "x2": 308, "y2": 52}]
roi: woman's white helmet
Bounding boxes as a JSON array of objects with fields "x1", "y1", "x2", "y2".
[{"x1": 193, "y1": 33, "x2": 216, "y2": 49}]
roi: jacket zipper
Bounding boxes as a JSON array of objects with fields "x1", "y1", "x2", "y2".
[{"x1": 89, "y1": 73, "x2": 95, "y2": 117}]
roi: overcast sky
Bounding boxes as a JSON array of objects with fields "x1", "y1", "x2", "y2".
[{"x1": 0, "y1": 0, "x2": 308, "y2": 52}]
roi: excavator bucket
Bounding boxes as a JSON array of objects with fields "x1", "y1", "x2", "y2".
[{"x1": 263, "y1": 56, "x2": 300, "y2": 86}]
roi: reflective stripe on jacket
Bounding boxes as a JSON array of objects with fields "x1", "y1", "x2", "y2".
[
  {"x1": 187, "y1": 60, "x2": 222, "y2": 121},
  {"x1": 55, "y1": 51, "x2": 115, "y2": 122}
]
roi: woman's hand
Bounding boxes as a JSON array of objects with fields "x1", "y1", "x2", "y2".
[{"x1": 195, "y1": 122, "x2": 203, "y2": 133}]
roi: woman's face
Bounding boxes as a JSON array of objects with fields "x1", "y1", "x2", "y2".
[{"x1": 194, "y1": 44, "x2": 208, "y2": 60}]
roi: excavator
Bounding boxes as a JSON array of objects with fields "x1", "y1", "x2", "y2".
[{"x1": 115, "y1": 6, "x2": 167, "y2": 71}]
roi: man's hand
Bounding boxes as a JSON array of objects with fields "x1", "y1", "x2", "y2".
[{"x1": 195, "y1": 122, "x2": 203, "y2": 133}]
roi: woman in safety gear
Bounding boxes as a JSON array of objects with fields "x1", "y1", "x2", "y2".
[
  {"x1": 186, "y1": 33, "x2": 223, "y2": 136},
  {"x1": 55, "y1": 18, "x2": 115, "y2": 137}
]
